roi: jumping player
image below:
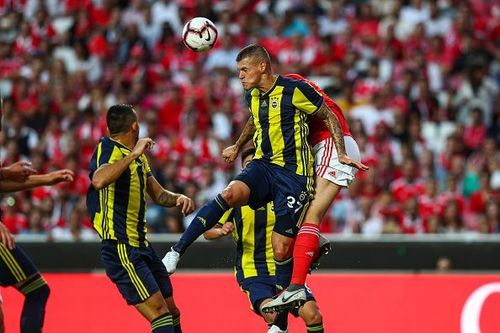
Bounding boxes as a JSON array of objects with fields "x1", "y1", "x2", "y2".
[{"x1": 262, "y1": 74, "x2": 364, "y2": 312}]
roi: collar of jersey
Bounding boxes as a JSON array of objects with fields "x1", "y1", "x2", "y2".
[
  {"x1": 107, "y1": 137, "x2": 132, "y2": 152},
  {"x1": 259, "y1": 74, "x2": 281, "y2": 98}
]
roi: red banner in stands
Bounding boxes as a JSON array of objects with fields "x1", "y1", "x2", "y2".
[{"x1": 2, "y1": 273, "x2": 500, "y2": 333}]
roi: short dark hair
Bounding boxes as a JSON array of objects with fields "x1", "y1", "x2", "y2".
[
  {"x1": 106, "y1": 104, "x2": 136, "y2": 135},
  {"x1": 241, "y1": 147, "x2": 256, "y2": 163},
  {"x1": 236, "y1": 44, "x2": 271, "y2": 65}
]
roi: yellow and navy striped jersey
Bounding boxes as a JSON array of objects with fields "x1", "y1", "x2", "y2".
[
  {"x1": 86, "y1": 137, "x2": 152, "y2": 247},
  {"x1": 245, "y1": 75, "x2": 324, "y2": 177},
  {"x1": 219, "y1": 203, "x2": 275, "y2": 282}
]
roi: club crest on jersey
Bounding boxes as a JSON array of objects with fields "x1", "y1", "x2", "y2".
[{"x1": 270, "y1": 97, "x2": 279, "y2": 109}]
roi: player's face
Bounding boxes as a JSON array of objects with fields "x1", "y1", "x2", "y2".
[{"x1": 237, "y1": 57, "x2": 264, "y2": 90}]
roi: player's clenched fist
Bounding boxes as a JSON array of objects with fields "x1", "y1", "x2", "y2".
[
  {"x1": 46, "y1": 169, "x2": 75, "y2": 185},
  {"x1": 222, "y1": 145, "x2": 240, "y2": 163},
  {"x1": 176, "y1": 194, "x2": 195, "y2": 215},
  {"x1": 218, "y1": 222, "x2": 234, "y2": 237},
  {"x1": 131, "y1": 138, "x2": 155, "y2": 158}
]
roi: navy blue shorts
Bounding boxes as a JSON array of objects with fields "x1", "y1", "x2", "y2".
[
  {"x1": 0, "y1": 243, "x2": 38, "y2": 287},
  {"x1": 101, "y1": 240, "x2": 173, "y2": 305},
  {"x1": 239, "y1": 276, "x2": 314, "y2": 316},
  {"x1": 234, "y1": 159, "x2": 312, "y2": 237}
]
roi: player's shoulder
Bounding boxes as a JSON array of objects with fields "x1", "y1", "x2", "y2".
[{"x1": 281, "y1": 74, "x2": 318, "y2": 92}]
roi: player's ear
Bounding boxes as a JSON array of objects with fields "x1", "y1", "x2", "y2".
[
  {"x1": 259, "y1": 60, "x2": 266, "y2": 73},
  {"x1": 131, "y1": 121, "x2": 139, "y2": 131}
]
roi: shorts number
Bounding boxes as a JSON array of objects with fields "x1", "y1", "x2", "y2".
[{"x1": 287, "y1": 196, "x2": 303, "y2": 213}]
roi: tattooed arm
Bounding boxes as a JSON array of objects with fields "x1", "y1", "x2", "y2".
[
  {"x1": 222, "y1": 115, "x2": 256, "y2": 163},
  {"x1": 147, "y1": 176, "x2": 195, "y2": 215},
  {"x1": 315, "y1": 102, "x2": 368, "y2": 171}
]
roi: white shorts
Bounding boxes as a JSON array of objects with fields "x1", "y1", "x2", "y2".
[{"x1": 313, "y1": 136, "x2": 361, "y2": 187}]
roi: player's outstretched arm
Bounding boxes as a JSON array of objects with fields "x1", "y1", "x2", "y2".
[
  {"x1": 316, "y1": 102, "x2": 369, "y2": 171},
  {"x1": 92, "y1": 138, "x2": 154, "y2": 190},
  {"x1": 0, "y1": 161, "x2": 37, "y2": 182},
  {"x1": 0, "y1": 169, "x2": 74, "y2": 193},
  {"x1": 203, "y1": 222, "x2": 234, "y2": 240},
  {"x1": 146, "y1": 176, "x2": 195, "y2": 215},
  {"x1": 0, "y1": 222, "x2": 15, "y2": 250},
  {"x1": 222, "y1": 115, "x2": 256, "y2": 163}
]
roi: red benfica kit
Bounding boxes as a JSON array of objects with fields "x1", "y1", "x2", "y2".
[{"x1": 285, "y1": 74, "x2": 351, "y2": 146}]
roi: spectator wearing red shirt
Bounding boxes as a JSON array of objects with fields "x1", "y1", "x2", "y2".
[{"x1": 390, "y1": 160, "x2": 425, "y2": 203}]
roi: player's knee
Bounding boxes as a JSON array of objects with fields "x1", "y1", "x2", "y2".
[
  {"x1": 169, "y1": 305, "x2": 180, "y2": 318},
  {"x1": 272, "y1": 238, "x2": 294, "y2": 261},
  {"x1": 220, "y1": 188, "x2": 243, "y2": 207},
  {"x1": 273, "y1": 247, "x2": 291, "y2": 261},
  {"x1": 151, "y1": 302, "x2": 169, "y2": 316},
  {"x1": 301, "y1": 302, "x2": 322, "y2": 325}
]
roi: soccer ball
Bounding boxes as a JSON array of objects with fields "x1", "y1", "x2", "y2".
[{"x1": 182, "y1": 17, "x2": 218, "y2": 52}]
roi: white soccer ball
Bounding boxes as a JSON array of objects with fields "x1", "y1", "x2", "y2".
[{"x1": 182, "y1": 17, "x2": 218, "y2": 52}]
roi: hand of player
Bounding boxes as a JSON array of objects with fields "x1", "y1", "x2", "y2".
[
  {"x1": 1, "y1": 161, "x2": 37, "y2": 182},
  {"x1": 176, "y1": 195, "x2": 195, "y2": 215},
  {"x1": 218, "y1": 222, "x2": 234, "y2": 237},
  {"x1": 0, "y1": 222, "x2": 15, "y2": 250},
  {"x1": 46, "y1": 169, "x2": 75, "y2": 185},
  {"x1": 222, "y1": 145, "x2": 240, "y2": 163},
  {"x1": 131, "y1": 138, "x2": 155, "y2": 158},
  {"x1": 338, "y1": 154, "x2": 369, "y2": 171}
]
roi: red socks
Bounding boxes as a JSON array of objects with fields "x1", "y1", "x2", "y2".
[{"x1": 290, "y1": 223, "x2": 320, "y2": 285}]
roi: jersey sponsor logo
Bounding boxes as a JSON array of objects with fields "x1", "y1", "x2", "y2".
[
  {"x1": 261, "y1": 100, "x2": 267, "y2": 108},
  {"x1": 306, "y1": 251, "x2": 315, "y2": 257}
]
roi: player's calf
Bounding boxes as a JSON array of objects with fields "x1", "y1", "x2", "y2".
[{"x1": 18, "y1": 274, "x2": 50, "y2": 333}]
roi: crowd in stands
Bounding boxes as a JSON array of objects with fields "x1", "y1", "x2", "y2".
[{"x1": 0, "y1": 0, "x2": 498, "y2": 240}]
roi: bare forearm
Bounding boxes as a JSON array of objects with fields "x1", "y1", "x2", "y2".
[
  {"x1": 156, "y1": 190, "x2": 180, "y2": 207},
  {"x1": 0, "y1": 174, "x2": 52, "y2": 193},
  {"x1": 203, "y1": 227, "x2": 223, "y2": 240},
  {"x1": 92, "y1": 154, "x2": 136, "y2": 190},
  {"x1": 235, "y1": 116, "x2": 256, "y2": 149},
  {"x1": 316, "y1": 103, "x2": 347, "y2": 156}
]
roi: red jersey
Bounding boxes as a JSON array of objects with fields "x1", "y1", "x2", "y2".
[{"x1": 285, "y1": 74, "x2": 351, "y2": 147}]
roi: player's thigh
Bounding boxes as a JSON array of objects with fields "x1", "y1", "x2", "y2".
[
  {"x1": 135, "y1": 290, "x2": 169, "y2": 321},
  {"x1": 101, "y1": 241, "x2": 162, "y2": 308},
  {"x1": 303, "y1": 177, "x2": 343, "y2": 225},
  {"x1": 234, "y1": 160, "x2": 274, "y2": 209},
  {"x1": 313, "y1": 136, "x2": 360, "y2": 188},
  {"x1": 0, "y1": 243, "x2": 39, "y2": 288},
  {"x1": 148, "y1": 245, "x2": 173, "y2": 300}
]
